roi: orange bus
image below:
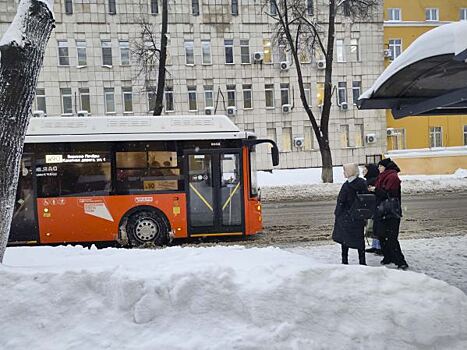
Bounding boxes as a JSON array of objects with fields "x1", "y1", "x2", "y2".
[{"x1": 9, "y1": 115, "x2": 278, "y2": 247}]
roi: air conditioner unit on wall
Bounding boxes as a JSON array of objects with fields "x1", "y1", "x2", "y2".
[
  {"x1": 365, "y1": 133, "x2": 377, "y2": 144},
  {"x1": 32, "y1": 110, "x2": 46, "y2": 118},
  {"x1": 339, "y1": 102, "x2": 348, "y2": 111},
  {"x1": 253, "y1": 51, "x2": 264, "y2": 62},
  {"x1": 205, "y1": 107, "x2": 214, "y2": 115},
  {"x1": 282, "y1": 104, "x2": 291, "y2": 113},
  {"x1": 317, "y1": 60, "x2": 326, "y2": 70},
  {"x1": 227, "y1": 106, "x2": 237, "y2": 116},
  {"x1": 77, "y1": 110, "x2": 89, "y2": 117},
  {"x1": 280, "y1": 61, "x2": 289, "y2": 71},
  {"x1": 294, "y1": 137, "x2": 304, "y2": 148},
  {"x1": 383, "y1": 49, "x2": 392, "y2": 58}
]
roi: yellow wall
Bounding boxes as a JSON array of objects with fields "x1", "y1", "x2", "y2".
[
  {"x1": 383, "y1": 0, "x2": 467, "y2": 150},
  {"x1": 391, "y1": 155, "x2": 467, "y2": 175}
]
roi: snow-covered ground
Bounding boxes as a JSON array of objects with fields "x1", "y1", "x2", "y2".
[
  {"x1": 259, "y1": 167, "x2": 467, "y2": 202},
  {"x1": 1, "y1": 236, "x2": 466, "y2": 350}
]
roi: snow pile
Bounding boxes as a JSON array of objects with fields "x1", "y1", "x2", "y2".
[
  {"x1": 259, "y1": 167, "x2": 467, "y2": 202},
  {"x1": 1, "y1": 246, "x2": 467, "y2": 349}
]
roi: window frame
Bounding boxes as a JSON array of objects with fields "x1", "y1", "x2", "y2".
[
  {"x1": 337, "y1": 81, "x2": 347, "y2": 106},
  {"x1": 57, "y1": 40, "x2": 70, "y2": 66},
  {"x1": 104, "y1": 87, "x2": 116, "y2": 114},
  {"x1": 119, "y1": 40, "x2": 130, "y2": 66},
  {"x1": 188, "y1": 86, "x2": 198, "y2": 111},
  {"x1": 352, "y1": 81, "x2": 361, "y2": 105},
  {"x1": 461, "y1": 8, "x2": 467, "y2": 21},
  {"x1": 429, "y1": 126, "x2": 443, "y2": 147},
  {"x1": 76, "y1": 40, "x2": 87, "y2": 67},
  {"x1": 425, "y1": 8, "x2": 439, "y2": 22},
  {"x1": 184, "y1": 40, "x2": 195, "y2": 65},
  {"x1": 227, "y1": 84, "x2": 236, "y2": 107},
  {"x1": 242, "y1": 84, "x2": 253, "y2": 110},
  {"x1": 224, "y1": 39, "x2": 234, "y2": 64},
  {"x1": 108, "y1": 0, "x2": 116, "y2": 15},
  {"x1": 336, "y1": 39, "x2": 345, "y2": 63},
  {"x1": 280, "y1": 83, "x2": 290, "y2": 106},
  {"x1": 192, "y1": 0, "x2": 199, "y2": 16},
  {"x1": 265, "y1": 84, "x2": 275, "y2": 109},
  {"x1": 165, "y1": 85, "x2": 174, "y2": 112},
  {"x1": 78, "y1": 87, "x2": 91, "y2": 114},
  {"x1": 60, "y1": 87, "x2": 73, "y2": 115},
  {"x1": 35, "y1": 88, "x2": 47, "y2": 114},
  {"x1": 122, "y1": 86, "x2": 133, "y2": 113},
  {"x1": 388, "y1": 39, "x2": 402, "y2": 61},
  {"x1": 101, "y1": 40, "x2": 113, "y2": 67},
  {"x1": 204, "y1": 85, "x2": 214, "y2": 108},
  {"x1": 240, "y1": 39, "x2": 250, "y2": 64},
  {"x1": 387, "y1": 8, "x2": 401, "y2": 21},
  {"x1": 201, "y1": 40, "x2": 212, "y2": 65},
  {"x1": 150, "y1": 0, "x2": 159, "y2": 15}
]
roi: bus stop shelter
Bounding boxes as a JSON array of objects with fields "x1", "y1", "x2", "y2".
[{"x1": 358, "y1": 21, "x2": 467, "y2": 118}]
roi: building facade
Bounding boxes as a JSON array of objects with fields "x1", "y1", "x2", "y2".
[
  {"x1": 0, "y1": 0, "x2": 386, "y2": 170},
  {"x1": 384, "y1": 0, "x2": 467, "y2": 152}
]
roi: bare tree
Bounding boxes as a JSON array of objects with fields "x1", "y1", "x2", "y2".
[
  {"x1": 0, "y1": 0, "x2": 55, "y2": 262},
  {"x1": 266, "y1": 0, "x2": 380, "y2": 182},
  {"x1": 133, "y1": 0, "x2": 169, "y2": 116}
]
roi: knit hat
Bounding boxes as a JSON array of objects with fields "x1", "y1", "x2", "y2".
[{"x1": 378, "y1": 158, "x2": 392, "y2": 168}]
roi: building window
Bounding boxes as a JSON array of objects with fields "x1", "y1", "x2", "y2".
[
  {"x1": 65, "y1": 0, "x2": 73, "y2": 15},
  {"x1": 388, "y1": 8, "x2": 401, "y2": 21},
  {"x1": 165, "y1": 84, "x2": 174, "y2": 112},
  {"x1": 425, "y1": 8, "x2": 439, "y2": 21},
  {"x1": 104, "y1": 87, "x2": 115, "y2": 113},
  {"x1": 307, "y1": 0, "x2": 314, "y2": 16},
  {"x1": 60, "y1": 88, "x2": 73, "y2": 114},
  {"x1": 192, "y1": 0, "x2": 199, "y2": 16},
  {"x1": 388, "y1": 39, "x2": 402, "y2": 60},
  {"x1": 76, "y1": 40, "x2": 87, "y2": 66},
  {"x1": 231, "y1": 0, "x2": 238, "y2": 16},
  {"x1": 388, "y1": 128, "x2": 406, "y2": 150},
  {"x1": 263, "y1": 39, "x2": 272, "y2": 63},
  {"x1": 79, "y1": 87, "x2": 91, "y2": 113},
  {"x1": 240, "y1": 39, "x2": 250, "y2": 64},
  {"x1": 303, "y1": 83, "x2": 311, "y2": 107},
  {"x1": 185, "y1": 40, "x2": 194, "y2": 65},
  {"x1": 280, "y1": 83, "x2": 290, "y2": 106},
  {"x1": 57, "y1": 40, "x2": 69, "y2": 66},
  {"x1": 243, "y1": 84, "x2": 252, "y2": 109},
  {"x1": 188, "y1": 86, "x2": 197, "y2": 111},
  {"x1": 147, "y1": 88, "x2": 156, "y2": 112},
  {"x1": 461, "y1": 8, "x2": 467, "y2": 21},
  {"x1": 108, "y1": 0, "x2": 116, "y2": 15},
  {"x1": 267, "y1": 125, "x2": 277, "y2": 152},
  {"x1": 101, "y1": 40, "x2": 113, "y2": 66},
  {"x1": 282, "y1": 127, "x2": 293, "y2": 152},
  {"x1": 227, "y1": 84, "x2": 236, "y2": 107},
  {"x1": 464, "y1": 125, "x2": 467, "y2": 145},
  {"x1": 119, "y1": 40, "x2": 130, "y2": 65},
  {"x1": 270, "y1": 1, "x2": 277, "y2": 16},
  {"x1": 350, "y1": 39, "x2": 360, "y2": 62},
  {"x1": 224, "y1": 39, "x2": 234, "y2": 64},
  {"x1": 340, "y1": 125, "x2": 350, "y2": 148},
  {"x1": 35, "y1": 88, "x2": 47, "y2": 114},
  {"x1": 352, "y1": 81, "x2": 361, "y2": 105},
  {"x1": 122, "y1": 87, "x2": 133, "y2": 113},
  {"x1": 265, "y1": 84, "x2": 275, "y2": 108},
  {"x1": 304, "y1": 125, "x2": 314, "y2": 151},
  {"x1": 429, "y1": 127, "x2": 442, "y2": 147},
  {"x1": 336, "y1": 39, "x2": 345, "y2": 62},
  {"x1": 299, "y1": 48, "x2": 311, "y2": 64},
  {"x1": 355, "y1": 124, "x2": 364, "y2": 147},
  {"x1": 204, "y1": 85, "x2": 214, "y2": 108},
  {"x1": 316, "y1": 82, "x2": 324, "y2": 106},
  {"x1": 201, "y1": 40, "x2": 211, "y2": 65},
  {"x1": 337, "y1": 81, "x2": 347, "y2": 105},
  {"x1": 150, "y1": 0, "x2": 158, "y2": 15}
]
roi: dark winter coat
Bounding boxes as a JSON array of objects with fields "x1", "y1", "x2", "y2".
[{"x1": 332, "y1": 177, "x2": 368, "y2": 250}]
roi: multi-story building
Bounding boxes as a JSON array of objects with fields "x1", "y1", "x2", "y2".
[
  {"x1": 0, "y1": 0, "x2": 386, "y2": 170},
  {"x1": 384, "y1": 0, "x2": 467, "y2": 173}
]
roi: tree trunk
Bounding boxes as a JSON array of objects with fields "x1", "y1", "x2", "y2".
[
  {"x1": 0, "y1": 0, "x2": 54, "y2": 262},
  {"x1": 319, "y1": 0, "x2": 336, "y2": 183},
  {"x1": 153, "y1": 0, "x2": 168, "y2": 116}
]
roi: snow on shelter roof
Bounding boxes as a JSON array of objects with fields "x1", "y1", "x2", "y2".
[
  {"x1": 358, "y1": 21, "x2": 467, "y2": 118},
  {"x1": 25, "y1": 115, "x2": 250, "y2": 143}
]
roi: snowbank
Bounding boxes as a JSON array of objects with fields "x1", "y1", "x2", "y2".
[
  {"x1": 1, "y1": 245, "x2": 466, "y2": 349},
  {"x1": 259, "y1": 167, "x2": 467, "y2": 202}
]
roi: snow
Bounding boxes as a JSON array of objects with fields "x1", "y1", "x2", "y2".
[
  {"x1": 1, "y1": 238, "x2": 466, "y2": 349},
  {"x1": 360, "y1": 21, "x2": 467, "y2": 99},
  {"x1": 258, "y1": 166, "x2": 467, "y2": 202}
]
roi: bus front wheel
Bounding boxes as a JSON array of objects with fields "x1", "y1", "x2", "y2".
[{"x1": 126, "y1": 210, "x2": 170, "y2": 247}]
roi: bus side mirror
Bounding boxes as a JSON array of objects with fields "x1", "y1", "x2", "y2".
[{"x1": 271, "y1": 145, "x2": 279, "y2": 166}]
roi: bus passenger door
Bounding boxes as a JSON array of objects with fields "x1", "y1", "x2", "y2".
[
  {"x1": 9, "y1": 154, "x2": 39, "y2": 244},
  {"x1": 186, "y1": 151, "x2": 244, "y2": 236}
]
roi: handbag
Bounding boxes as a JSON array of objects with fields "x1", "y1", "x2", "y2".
[{"x1": 376, "y1": 196, "x2": 402, "y2": 219}]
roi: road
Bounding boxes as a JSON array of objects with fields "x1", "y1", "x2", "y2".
[{"x1": 260, "y1": 192, "x2": 467, "y2": 247}]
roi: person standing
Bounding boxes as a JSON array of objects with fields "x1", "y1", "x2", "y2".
[
  {"x1": 362, "y1": 164, "x2": 382, "y2": 255},
  {"x1": 371, "y1": 158, "x2": 409, "y2": 270},
  {"x1": 332, "y1": 163, "x2": 368, "y2": 265}
]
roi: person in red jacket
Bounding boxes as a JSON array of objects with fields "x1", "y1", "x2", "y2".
[{"x1": 370, "y1": 158, "x2": 409, "y2": 270}]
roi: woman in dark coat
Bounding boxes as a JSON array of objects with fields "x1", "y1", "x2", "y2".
[
  {"x1": 363, "y1": 164, "x2": 382, "y2": 255},
  {"x1": 332, "y1": 163, "x2": 368, "y2": 265},
  {"x1": 372, "y1": 158, "x2": 409, "y2": 270}
]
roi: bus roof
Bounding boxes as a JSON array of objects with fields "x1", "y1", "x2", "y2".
[{"x1": 25, "y1": 115, "x2": 254, "y2": 143}]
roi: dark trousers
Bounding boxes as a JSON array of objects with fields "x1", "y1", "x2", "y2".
[
  {"x1": 341, "y1": 244, "x2": 366, "y2": 265},
  {"x1": 379, "y1": 218, "x2": 407, "y2": 266}
]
